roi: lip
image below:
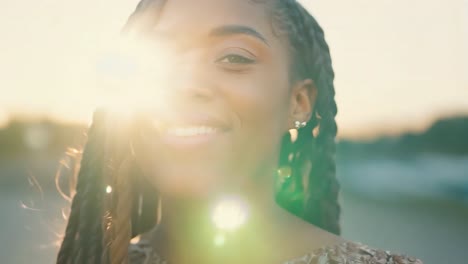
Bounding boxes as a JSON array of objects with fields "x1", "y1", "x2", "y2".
[
  {"x1": 160, "y1": 129, "x2": 228, "y2": 148},
  {"x1": 153, "y1": 114, "x2": 231, "y2": 148}
]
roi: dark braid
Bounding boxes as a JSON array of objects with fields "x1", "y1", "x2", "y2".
[
  {"x1": 77, "y1": 119, "x2": 108, "y2": 263},
  {"x1": 57, "y1": 111, "x2": 159, "y2": 264},
  {"x1": 274, "y1": 0, "x2": 341, "y2": 235},
  {"x1": 56, "y1": 169, "x2": 81, "y2": 264},
  {"x1": 57, "y1": 111, "x2": 107, "y2": 264}
]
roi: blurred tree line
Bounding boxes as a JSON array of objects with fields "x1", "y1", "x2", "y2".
[
  {"x1": 0, "y1": 119, "x2": 86, "y2": 158},
  {"x1": 337, "y1": 115, "x2": 468, "y2": 159}
]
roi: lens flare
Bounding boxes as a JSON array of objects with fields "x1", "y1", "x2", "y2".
[
  {"x1": 213, "y1": 233, "x2": 226, "y2": 247},
  {"x1": 211, "y1": 196, "x2": 249, "y2": 231},
  {"x1": 93, "y1": 36, "x2": 174, "y2": 118}
]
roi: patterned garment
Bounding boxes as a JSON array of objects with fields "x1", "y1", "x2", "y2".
[{"x1": 128, "y1": 240, "x2": 423, "y2": 264}]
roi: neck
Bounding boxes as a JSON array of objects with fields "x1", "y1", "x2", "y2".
[
  {"x1": 147, "y1": 165, "x2": 297, "y2": 262},
  {"x1": 142, "y1": 163, "x2": 344, "y2": 264}
]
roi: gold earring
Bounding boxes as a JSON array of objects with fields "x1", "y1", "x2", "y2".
[{"x1": 294, "y1": 121, "x2": 307, "y2": 129}]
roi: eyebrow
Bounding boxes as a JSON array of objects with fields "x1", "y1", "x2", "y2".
[{"x1": 209, "y1": 25, "x2": 270, "y2": 47}]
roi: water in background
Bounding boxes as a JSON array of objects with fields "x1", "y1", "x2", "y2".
[{"x1": 338, "y1": 155, "x2": 468, "y2": 264}]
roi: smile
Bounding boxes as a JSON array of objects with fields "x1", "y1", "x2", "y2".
[
  {"x1": 165, "y1": 126, "x2": 221, "y2": 137},
  {"x1": 152, "y1": 114, "x2": 231, "y2": 148}
]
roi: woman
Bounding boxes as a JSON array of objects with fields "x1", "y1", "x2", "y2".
[{"x1": 56, "y1": 0, "x2": 423, "y2": 263}]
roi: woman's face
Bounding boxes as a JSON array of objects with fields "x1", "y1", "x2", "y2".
[{"x1": 135, "y1": 0, "x2": 312, "y2": 197}]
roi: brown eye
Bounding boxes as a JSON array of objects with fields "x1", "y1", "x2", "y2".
[{"x1": 216, "y1": 54, "x2": 255, "y2": 64}]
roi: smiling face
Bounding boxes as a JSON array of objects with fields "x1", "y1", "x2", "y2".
[{"x1": 132, "y1": 0, "x2": 315, "y2": 197}]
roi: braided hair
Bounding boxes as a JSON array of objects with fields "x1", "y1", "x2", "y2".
[
  {"x1": 56, "y1": 1, "x2": 340, "y2": 263},
  {"x1": 272, "y1": 0, "x2": 341, "y2": 235},
  {"x1": 56, "y1": 111, "x2": 159, "y2": 264}
]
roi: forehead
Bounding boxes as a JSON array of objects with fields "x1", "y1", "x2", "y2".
[{"x1": 155, "y1": 0, "x2": 276, "y2": 39}]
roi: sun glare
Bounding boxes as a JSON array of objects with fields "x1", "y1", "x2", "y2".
[
  {"x1": 214, "y1": 233, "x2": 226, "y2": 247},
  {"x1": 96, "y1": 37, "x2": 170, "y2": 113},
  {"x1": 211, "y1": 196, "x2": 249, "y2": 231}
]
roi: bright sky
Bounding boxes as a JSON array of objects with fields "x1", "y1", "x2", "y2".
[{"x1": 0, "y1": 0, "x2": 467, "y2": 139}]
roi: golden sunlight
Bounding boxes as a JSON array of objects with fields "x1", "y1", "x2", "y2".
[
  {"x1": 1, "y1": 0, "x2": 467, "y2": 138},
  {"x1": 213, "y1": 233, "x2": 226, "y2": 247},
  {"x1": 92, "y1": 36, "x2": 175, "y2": 117},
  {"x1": 211, "y1": 197, "x2": 249, "y2": 231}
]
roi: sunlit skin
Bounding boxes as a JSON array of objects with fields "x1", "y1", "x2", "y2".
[{"x1": 128, "y1": 0, "x2": 345, "y2": 263}]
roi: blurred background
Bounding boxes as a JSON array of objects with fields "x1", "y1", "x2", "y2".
[{"x1": 0, "y1": 0, "x2": 467, "y2": 263}]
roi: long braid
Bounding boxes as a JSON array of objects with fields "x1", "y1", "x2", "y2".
[
  {"x1": 101, "y1": 113, "x2": 159, "y2": 264},
  {"x1": 275, "y1": 0, "x2": 341, "y2": 234},
  {"x1": 56, "y1": 111, "x2": 108, "y2": 264},
  {"x1": 56, "y1": 172, "x2": 81, "y2": 264},
  {"x1": 107, "y1": 158, "x2": 134, "y2": 264},
  {"x1": 75, "y1": 128, "x2": 106, "y2": 263},
  {"x1": 100, "y1": 114, "x2": 145, "y2": 264},
  {"x1": 57, "y1": 111, "x2": 150, "y2": 264},
  {"x1": 300, "y1": 5, "x2": 340, "y2": 235}
]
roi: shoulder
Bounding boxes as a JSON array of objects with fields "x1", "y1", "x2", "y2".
[{"x1": 283, "y1": 241, "x2": 424, "y2": 264}]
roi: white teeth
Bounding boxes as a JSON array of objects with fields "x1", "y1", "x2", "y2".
[{"x1": 167, "y1": 126, "x2": 219, "y2": 137}]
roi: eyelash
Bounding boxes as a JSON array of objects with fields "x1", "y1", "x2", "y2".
[{"x1": 216, "y1": 54, "x2": 256, "y2": 65}]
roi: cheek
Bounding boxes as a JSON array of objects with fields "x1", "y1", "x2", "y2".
[
  {"x1": 222, "y1": 67, "x2": 290, "y2": 127},
  {"x1": 220, "y1": 69, "x2": 291, "y2": 156}
]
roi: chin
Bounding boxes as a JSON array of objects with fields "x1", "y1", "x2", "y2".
[{"x1": 151, "y1": 166, "x2": 225, "y2": 198}]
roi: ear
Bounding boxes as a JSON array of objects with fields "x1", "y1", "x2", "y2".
[{"x1": 288, "y1": 79, "x2": 317, "y2": 129}]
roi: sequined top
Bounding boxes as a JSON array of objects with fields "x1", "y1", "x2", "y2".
[{"x1": 128, "y1": 240, "x2": 423, "y2": 264}]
